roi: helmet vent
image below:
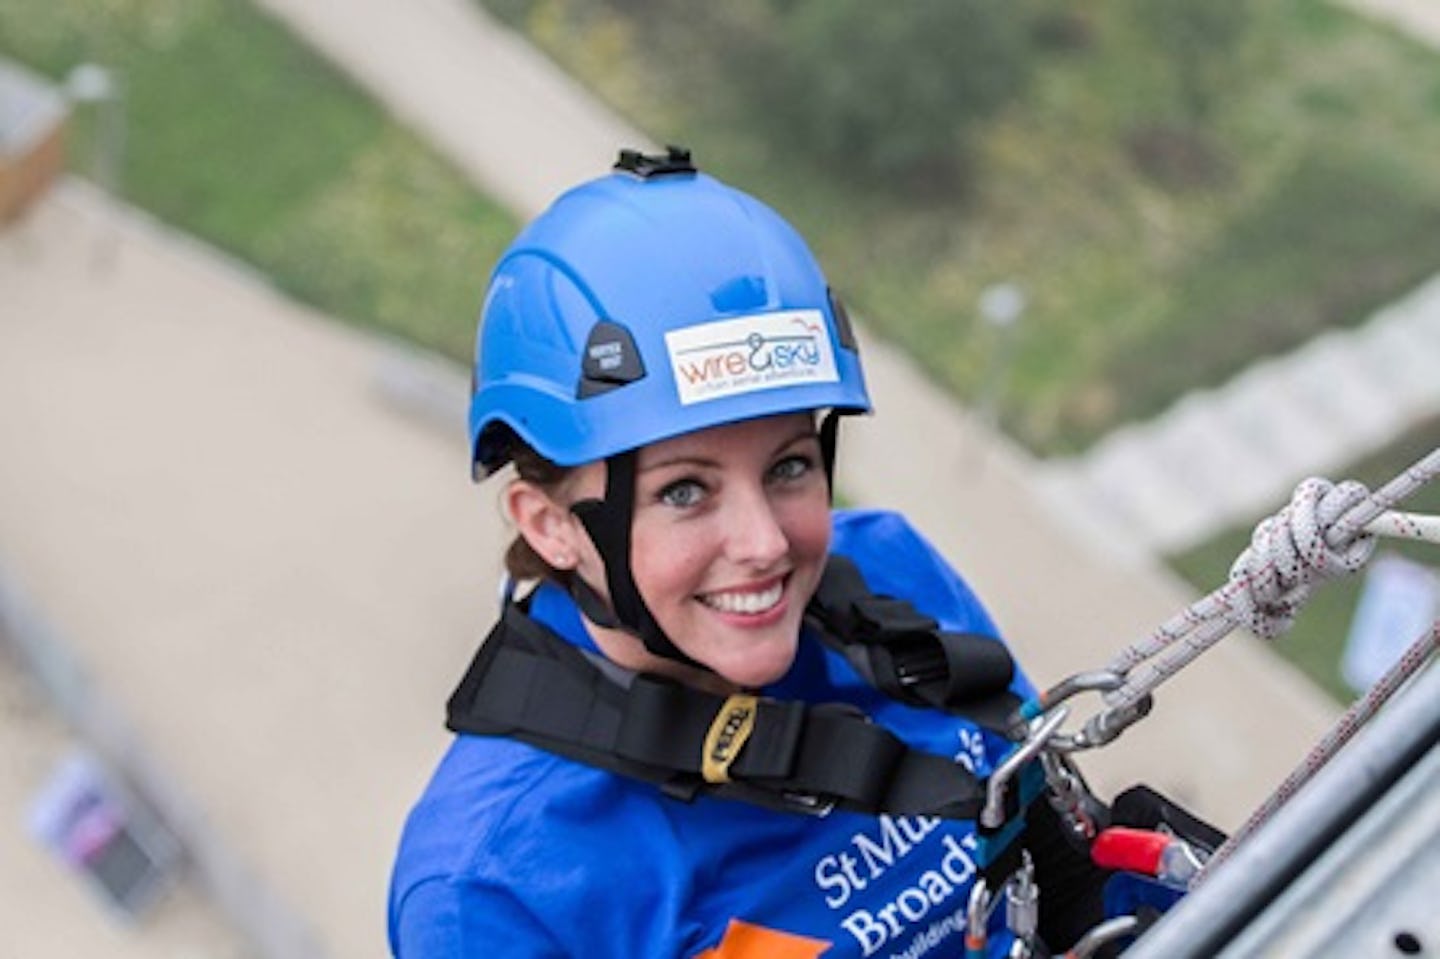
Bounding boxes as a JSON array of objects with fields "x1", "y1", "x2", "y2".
[{"x1": 578, "y1": 320, "x2": 647, "y2": 398}]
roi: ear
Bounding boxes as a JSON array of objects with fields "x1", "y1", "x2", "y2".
[{"x1": 504, "y1": 479, "x2": 585, "y2": 571}]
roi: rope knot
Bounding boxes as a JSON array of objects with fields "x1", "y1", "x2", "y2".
[{"x1": 1227, "y1": 478, "x2": 1376, "y2": 639}]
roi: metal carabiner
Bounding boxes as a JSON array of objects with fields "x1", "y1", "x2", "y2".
[
  {"x1": 982, "y1": 706, "x2": 1070, "y2": 829},
  {"x1": 1066, "y1": 915, "x2": 1142, "y2": 958},
  {"x1": 965, "y1": 878, "x2": 992, "y2": 959},
  {"x1": 1040, "y1": 749, "x2": 1107, "y2": 843},
  {"x1": 1011, "y1": 670, "x2": 1125, "y2": 732},
  {"x1": 1069, "y1": 693, "x2": 1154, "y2": 751}
]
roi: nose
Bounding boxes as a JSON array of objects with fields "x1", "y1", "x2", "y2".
[{"x1": 724, "y1": 485, "x2": 789, "y2": 569}]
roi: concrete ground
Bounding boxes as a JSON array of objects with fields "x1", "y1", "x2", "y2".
[
  {"x1": 0, "y1": 651, "x2": 252, "y2": 959},
  {"x1": 1343, "y1": 0, "x2": 1440, "y2": 46},
  {"x1": 1043, "y1": 282, "x2": 1440, "y2": 557},
  {"x1": 1, "y1": 183, "x2": 502, "y2": 958}
]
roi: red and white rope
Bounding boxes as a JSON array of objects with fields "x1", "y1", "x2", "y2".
[
  {"x1": 1198, "y1": 619, "x2": 1440, "y2": 879},
  {"x1": 1102, "y1": 446, "x2": 1440, "y2": 713}
]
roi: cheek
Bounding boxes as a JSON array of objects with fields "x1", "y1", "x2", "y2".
[
  {"x1": 629, "y1": 519, "x2": 710, "y2": 606},
  {"x1": 783, "y1": 497, "x2": 834, "y2": 592},
  {"x1": 789, "y1": 495, "x2": 833, "y2": 555}
]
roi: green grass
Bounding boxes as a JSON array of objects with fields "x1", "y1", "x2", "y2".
[
  {"x1": 478, "y1": 0, "x2": 1440, "y2": 454},
  {"x1": 0, "y1": 0, "x2": 516, "y2": 362},
  {"x1": 1168, "y1": 419, "x2": 1440, "y2": 702}
]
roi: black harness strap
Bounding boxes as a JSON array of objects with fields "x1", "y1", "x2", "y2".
[
  {"x1": 806, "y1": 555, "x2": 1020, "y2": 728},
  {"x1": 446, "y1": 555, "x2": 1023, "y2": 820},
  {"x1": 447, "y1": 604, "x2": 992, "y2": 820}
]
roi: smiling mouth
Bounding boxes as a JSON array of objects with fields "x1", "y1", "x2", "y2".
[{"x1": 698, "y1": 579, "x2": 785, "y2": 616}]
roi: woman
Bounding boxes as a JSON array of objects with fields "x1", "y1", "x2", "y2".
[{"x1": 388, "y1": 149, "x2": 1068, "y2": 957}]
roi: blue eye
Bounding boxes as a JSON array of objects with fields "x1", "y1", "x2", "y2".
[
  {"x1": 769, "y1": 454, "x2": 815, "y2": 483},
  {"x1": 658, "y1": 479, "x2": 706, "y2": 508}
]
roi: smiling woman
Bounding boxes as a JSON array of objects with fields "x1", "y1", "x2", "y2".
[{"x1": 387, "y1": 149, "x2": 1113, "y2": 958}]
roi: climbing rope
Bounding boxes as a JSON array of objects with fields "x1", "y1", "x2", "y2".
[
  {"x1": 1198, "y1": 618, "x2": 1439, "y2": 879},
  {"x1": 1073, "y1": 446, "x2": 1440, "y2": 745}
]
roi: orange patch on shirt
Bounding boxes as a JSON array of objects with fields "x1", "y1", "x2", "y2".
[{"x1": 693, "y1": 918, "x2": 831, "y2": 958}]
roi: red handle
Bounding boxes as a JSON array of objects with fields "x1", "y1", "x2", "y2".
[{"x1": 1090, "y1": 826, "x2": 1170, "y2": 876}]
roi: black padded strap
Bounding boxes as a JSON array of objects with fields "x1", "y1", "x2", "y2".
[
  {"x1": 446, "y1": 604, "x2": 990, "y2": 820},
  {"x1": 806, "y1": 555, "x2": 1020, "y2": 728}
]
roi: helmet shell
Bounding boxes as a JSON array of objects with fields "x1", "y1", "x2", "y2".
[{"x1": 469, "y1": 166, "x2": 870, "y2": 476}]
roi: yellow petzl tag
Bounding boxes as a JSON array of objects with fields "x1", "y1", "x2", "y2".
[{"x1": 702, "y1": 694, "x2": 759, "y2": 784}]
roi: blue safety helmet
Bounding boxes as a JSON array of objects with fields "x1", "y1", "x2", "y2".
[
  {"x1": 469, "y1": 148, "x2": 871, "y2": 665},
  {"x1": 469, "y1": 147, "x2": 870, "y2": 478}
]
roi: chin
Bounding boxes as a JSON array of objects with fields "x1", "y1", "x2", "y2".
[{"x1": 710, "y1": 636, "x2": 799, "y2": 690}]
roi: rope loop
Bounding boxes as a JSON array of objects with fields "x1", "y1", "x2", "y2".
[{"x1": 1226, "y1": 478, "x2": 1376, "y2": 639}]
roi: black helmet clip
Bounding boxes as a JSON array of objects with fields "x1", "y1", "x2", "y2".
[{"x1": 614, "y1": 145, "x2": 696, "y2": 179}]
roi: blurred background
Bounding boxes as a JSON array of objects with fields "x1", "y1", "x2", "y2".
[{"x1": 2, "y1": 1, "x2": 1438, "y2": 956}]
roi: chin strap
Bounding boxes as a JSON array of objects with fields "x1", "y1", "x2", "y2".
[
  {"x1": 819, "y1": 409, "x2": 841, "y2": 493},
  {"x1": 569, "y1": 450, "x2": 702, "y2": 668}
]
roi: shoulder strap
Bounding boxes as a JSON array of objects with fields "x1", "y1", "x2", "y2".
[
  {"x1": 805, "y1": 554, "x2": 1021, "y2": 729},
  {"x1": 445, "y1": 604, "x2": 993, "y2": 821}
]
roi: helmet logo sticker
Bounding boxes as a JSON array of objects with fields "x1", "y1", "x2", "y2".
[
  {"x1": 664, "y1": 310, "x2": 839, "y2": 406},
  {"x1": 579, "y1": 320, "x2": 646, "y2": 398}
]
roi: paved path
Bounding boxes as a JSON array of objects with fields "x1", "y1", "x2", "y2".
[
  {"x1": 1, "y1": 183, "x2": 504, "y2": 958},
  {"x1": 0, "y1": 1, "x2": 1382, "y2": 956},
  {"x1": 0, "y1": 653, "x2": 252, "y2": 959},
  {"x1": 253, "y1": 0, "x2": 650, "y2": 220},
  {"x1": 1344, "y1": 0, "x2": 1440, "y2": 47},
  {"x1": 1039, "y1": 280, "x2": 1440, "y2": 556}
]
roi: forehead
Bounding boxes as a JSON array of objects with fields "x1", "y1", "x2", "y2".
[{"x1": 637, "y1": 412, "x2": 817, "y2": 466}]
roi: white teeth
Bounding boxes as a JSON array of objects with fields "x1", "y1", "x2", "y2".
[{"x1": 701, "y1": 582, "x2": 783, "y2": 615}]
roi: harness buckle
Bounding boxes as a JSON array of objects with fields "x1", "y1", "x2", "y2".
[
  {"x1": 781, "y1": 791, "x2": 836, "y2": 818},
  {"x1": 701, "y1": 694, "x2": 759, "y2": 785}
]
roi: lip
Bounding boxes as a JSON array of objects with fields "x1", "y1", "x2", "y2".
[{"x1": 696, "y1": 574, "x2": 791, "y2": 627}]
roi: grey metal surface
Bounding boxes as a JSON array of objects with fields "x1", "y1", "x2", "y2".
[
  {"x1": 1124, "y1": 660, "x2": 1440, "y2": 959},
  {"x1": 1221, "y1": 743, "x2": 1440, "y2": 957}
]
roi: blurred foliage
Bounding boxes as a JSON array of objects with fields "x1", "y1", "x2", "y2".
[
  {"x1": 718, "y1": 0, "x2": 1030, "y2": 188},
  {"x1": 1131, "y1": 0, "x2": 1250, "y2": 126},
  {"x1": 480, "y1": 0, "x2": 1440, "y2": 454},
  {"x1": 492, "y1": 0, "x2": 1030, "y2": 189},
  {"x1": 0, "y1": 0, "x2": 515, "y2": 362},
  {"x1": 1169, "y1": 418, "x2": 1440, "y2": 703},
  {"x1": 1107, "y1": 147, "x2": 1440, "y2": 431}
]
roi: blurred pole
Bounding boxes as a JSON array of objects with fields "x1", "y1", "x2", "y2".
[
  {"x1": 64, "y1": 63, "x2": 125, "y2": 269},
  {"x1": 969, "y1": 281, "x2": 1026, "y2": 474}
]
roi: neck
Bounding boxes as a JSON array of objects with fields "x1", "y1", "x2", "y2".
[{"x1": 582, "y1": 617, "x2": 741, "y2": 696}]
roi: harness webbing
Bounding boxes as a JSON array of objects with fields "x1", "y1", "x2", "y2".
[
  {"x1": 807, "y1": 555, "x2": 1019, "y2": 728},
  {"x1": 446, "y1": 557, "x2": 1023, "y2": 821}
]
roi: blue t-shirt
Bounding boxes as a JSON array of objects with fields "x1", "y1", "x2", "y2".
[{"x1": 389, "y1": 509, "x2": 1035, "y2": 958}]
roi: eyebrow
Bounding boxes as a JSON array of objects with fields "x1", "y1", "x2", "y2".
[{"x1": 637, "y1": 427, "x2": 820, "y2": 474}]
